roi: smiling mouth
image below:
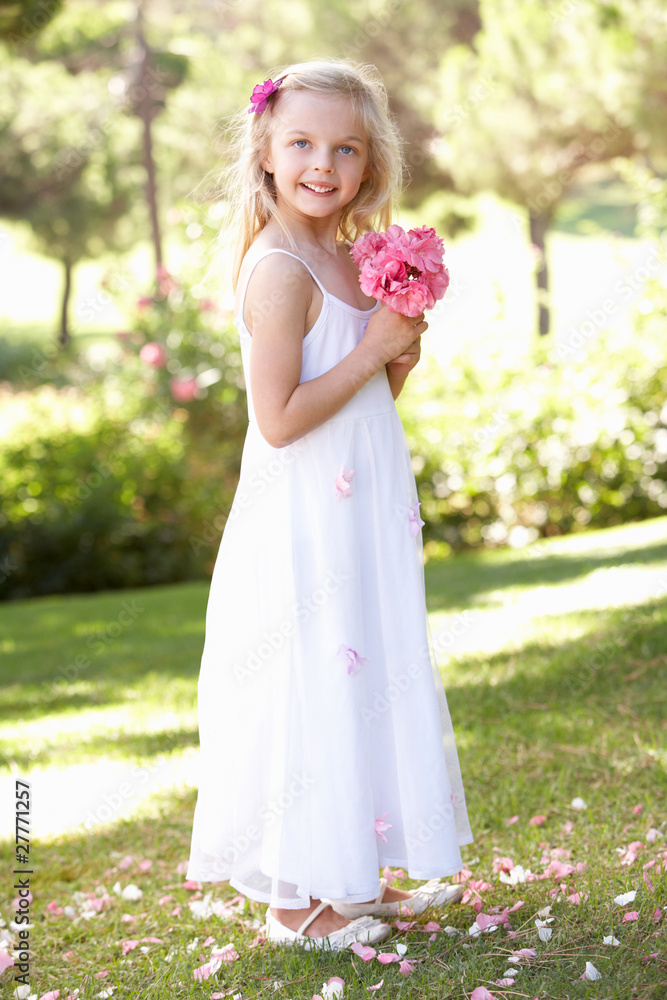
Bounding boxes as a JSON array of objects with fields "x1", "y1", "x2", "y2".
[{"x1": 301, "y1": 182, "x2": 337, "y2": 194}]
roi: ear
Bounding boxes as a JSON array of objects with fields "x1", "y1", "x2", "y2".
[{"x1": 260, "y1": 151, "x2": 274, "y2": 173}]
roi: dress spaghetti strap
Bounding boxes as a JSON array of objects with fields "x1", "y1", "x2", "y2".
[{"x1": 235, "y1": 248, "x2": 328, "y2": 336}]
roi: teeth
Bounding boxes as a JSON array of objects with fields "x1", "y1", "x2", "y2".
[{"x1": 303, "y1": 183, "x2": 335, "y2": 192}]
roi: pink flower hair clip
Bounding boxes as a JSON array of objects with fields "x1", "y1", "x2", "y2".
[{"x1": 248, "y1": 77, "x2": 284, "y2": 114}]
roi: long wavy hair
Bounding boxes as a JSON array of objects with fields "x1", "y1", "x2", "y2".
[{"x1": 208, "y1": 58, "x2": 405, "y2": 292}]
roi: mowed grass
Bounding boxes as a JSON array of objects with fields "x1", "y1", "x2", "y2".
[{"x1": 0, "y1": 517, "x2": 666, "y2": 998}]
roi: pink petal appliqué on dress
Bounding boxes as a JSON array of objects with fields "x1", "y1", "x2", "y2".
[
  {"x1": 338, "y1": 645, "x2": 369, "y2": 676},
  {"x1": 374, "y1": 811, "x2": 393, "y2": 843},
  {"x1": 407, "y1": 502, "x2": 425, "y2": 536},
  {"x1": 335, "y1": 465, "x2": 355, "y2": 500}
]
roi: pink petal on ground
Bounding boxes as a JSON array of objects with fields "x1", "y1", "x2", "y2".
[
  {"x1": 211, "y1": 995, "x2": 227, "y2": 999},
  {"x1": 567, "y1": 892, "x2": 586, "y2": 904},
  {"x1": 138, "y1": 859, "x2": 153, "y2": 871},
  {"x1": 506, "y1": 815, "x2": 519, "y2": 826},
  {"x1": 508, "y1": 900, "x2": 525, "y2": 912},
  {"x1": 202, "y1": 936, "x2": 215, "y2": 947},
  {"x1": 510, "y1": 948, "x2": 537, "y2": 959},
  {"x1": 170, "y1": 905, "x2": 182, "y2": 916},
  {"x1": 395, "y1": 920, "x2": 416, "y2": 931},
  {"x1": 377, "y1": 952, "x2": 400, "y2": 964},
  {"x1": 399, "y1": 960, "x2": 415, "y2": 976},
  {"x1": 182, "y1": 879, "x2": 200, "y2": 890},
  {"x1": 96, "y1": 971, "x2": 110, "y2": 978},
  {"x1": 633, "y1": 804, "x2": 643, "y2": 815},
  {"x1": 193, "y1": 958, "x2": 221, "y2": 981},
  {"x1": 367, "y1": 983, "x2": 384, "y2": 992},
  {"x1": 158, "y1": 895, "x2": 174, "y2": 906},
  {"x1": 623, "y1": 911, "x2": 639, "y2": 921},
  {"x1": 351, "y1": 943, "x2": 376, "y2": 962},
  {"x1": 493, "y1": 980, "x2": 515, "y2": 987},
  {"x1": 328, "y1": 977, "x2": 345, "y2": 987},
  {"x1": 122, "y1": 940, "x2": 140, "y2": 954},
  {"x1": 529, "y1": 814, "x2": 547, "y2": 826},
  {"x1": 428, "y1": 932, "x2": 437, "y2": 943},
  {"x1": 38, "y1": 993, "x2": 60, "y2": 1000},
  {"x1": 471, "y1": 988, "x2": 498, "y2": 1000},
  {"x1": 422, "y1": 921, "x2": 440, "y2": 932},
  {"x1": 118, "y1": 855, "x2": 134, "y2": 870},
  {"x1": 654, "y1": 908, "x2": 662, "y2": 922},
  {"x1": 492, "y1": 856, "x2": 515, "y2": 874},
  {"x1": 382, "y1": 866, "x2": 406, "y2": 883},
  {"x1": 0, "y1": 951, "x2": 15, "y2": 973}
]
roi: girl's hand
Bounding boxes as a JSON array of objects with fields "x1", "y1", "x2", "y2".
[
  {"x1": 362, "y1": 303, "x2": 429, "y2": 368},
  {"x1": 385, "y1": 334, "x2": 421, "y2": 378}
]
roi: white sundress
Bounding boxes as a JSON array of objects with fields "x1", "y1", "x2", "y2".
[{"x1": 186, "y1": 246, "x2": 474, "y2": 909}]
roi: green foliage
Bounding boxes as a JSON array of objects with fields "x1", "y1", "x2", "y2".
[
  {"x1": 0, "y1": 265, "x2": 247, "y2": 600},
  {"x1": 400, "y1": 324, "x2": 667, "y2": 558}
]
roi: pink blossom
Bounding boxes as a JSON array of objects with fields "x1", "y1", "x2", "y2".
[
  {"x1": 248, "y1": 78, "x2": 283, "y2": 114},
  {"x1": 399, "y1": 959, "x2": 415, "y2": 976},
  {"x1": 170, "y1": 376, "x2": 198, "y2": 402},
  {"x1": 350, "y1": 224, "x2": 449, "y2": 317},
  {"x1": 407, "y1": 502, "x2": 425, "y2": 535},
  {"x1": 374, "y1": 811, "x2": 393, "y2": 843},
  {"x1": 140, "y1": 342, "x2": 167, "y2": 367},
  {"x1": 338, "y1": 644, "x2": 369, "y2": 676},
  {"x1": 335, "y1": 465, "x2": 355, "y2": 500},
  {"x1": 492, "y1": 856, "x2": 515, "y2": 874}
]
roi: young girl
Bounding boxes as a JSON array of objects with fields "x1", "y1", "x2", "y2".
[{"x1": 186, "y1": 58, "x2": 474, "y2": 950}]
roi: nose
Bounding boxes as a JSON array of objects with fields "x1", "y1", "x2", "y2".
[{"x1": 312, "y1": 146, "x2": 335, "y2": 172}]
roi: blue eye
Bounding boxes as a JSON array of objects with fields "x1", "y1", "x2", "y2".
[
  {"x1": 339, "y1": 146, "x2": 356, "y2": 155},
  {"x1": 293, "y1": 140, "x2": 308, "y2": 148}
]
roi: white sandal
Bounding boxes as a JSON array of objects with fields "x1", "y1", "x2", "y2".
[
  {"x1": 327, "y1": 877, "x2": 465, "y2": 918},
  {"x1": 265, "y1": 899, "x2": 391, "y2": 950}
]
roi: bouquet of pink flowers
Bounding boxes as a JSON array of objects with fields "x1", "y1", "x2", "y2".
[{"x1": 349, "y1": 224, "x2": 450, "y2": 318}]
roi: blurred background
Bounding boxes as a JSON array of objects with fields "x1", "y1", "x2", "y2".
[{"x1": 1, "y1": 0, "x2": 666, "y2": 601}]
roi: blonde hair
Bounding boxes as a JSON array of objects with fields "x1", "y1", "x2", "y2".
[{"x1": 210, "y1": 58, "x2": 405, "y2": 291}]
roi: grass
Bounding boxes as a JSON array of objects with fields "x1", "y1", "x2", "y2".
[{"x1": 0, "y1": 516, "x2": 666, "y2": 998}]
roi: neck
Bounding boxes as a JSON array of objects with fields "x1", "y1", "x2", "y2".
[{"x1": 273, "y1": 199, "x2": 342, "y2": 257}]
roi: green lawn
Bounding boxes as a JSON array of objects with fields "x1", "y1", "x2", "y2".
[{"x1": 0, "y1": 516, "x2": 666, "y2": 998}]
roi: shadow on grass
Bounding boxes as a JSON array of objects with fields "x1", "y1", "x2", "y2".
[{"x1": 425, "y1": 531, "x2": 667, "y2": 614}]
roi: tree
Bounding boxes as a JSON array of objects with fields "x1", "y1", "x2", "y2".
[{"x1": 431, "y1": 0, "x2": 641, "y2": 335}]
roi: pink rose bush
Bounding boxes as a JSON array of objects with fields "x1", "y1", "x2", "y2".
[{"x1": 350, "y1": 224, "x2": 450, "y2": 318}]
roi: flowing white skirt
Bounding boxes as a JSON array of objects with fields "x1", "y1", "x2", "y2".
[{"x1": 186, "y1": 372, "x2": 474, "y2": 908}]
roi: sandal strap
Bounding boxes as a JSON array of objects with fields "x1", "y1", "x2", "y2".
[
  {"x1": 297, "y1": 899, "x2": 330, "y2": 936},
  {"x1": 376, "y1": 877, "x2": 388, "y2": 904}
]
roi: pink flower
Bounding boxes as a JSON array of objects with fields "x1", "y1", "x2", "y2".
[
  {"x1": 374, "y1": 811, "x2": 392, "y2": 843},
  {"x1": 139, "y1": 342, "x2": 167, "y2": 367},
  {"x1": 335, "y1": 465, "x2": 355, "y2": 499},
  {"x1": 350, "y1": 224, "x2": 449, "y2": 317},
  {"x1": 170, "y1": 376, "x2": 198, "y2": 402},
  {"x1": 248, "y1": 78, "x2": 283, "y2": 114},
  {"x1": 337, "y1": 644, "x2": 369, "y2": 676},
  {"x1": 407, "y1": 502, "x2": 425, "y2": 535}
]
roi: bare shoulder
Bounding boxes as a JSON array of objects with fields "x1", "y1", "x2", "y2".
[{"x1": 243, "y1": 250, "x2": 313, "y2": 331}]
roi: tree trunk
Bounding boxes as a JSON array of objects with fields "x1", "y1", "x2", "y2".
[
  {"x1": 529, "y1": 210, "x2": 552, "y2": 336},
  {"x1": 59, "y1": 258, "x2": 72, "y2": 347},
  {"x1": 136, "y1": 2, "x2": 162, "y2": 276}
]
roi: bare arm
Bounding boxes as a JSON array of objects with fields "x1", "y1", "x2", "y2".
[
  {"x1": 245, "y1": 254, "x2": 427, "y2": 448},
  {"x1": 386, "y1": 334, "x2": 422, "y2": 400}
]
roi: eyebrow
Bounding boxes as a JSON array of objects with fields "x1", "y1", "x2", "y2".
[{"x1": 284, "y1": 130, "x2": 365, "y2": 143}]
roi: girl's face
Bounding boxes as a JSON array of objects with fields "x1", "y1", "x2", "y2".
[{"x1": 260, "y1": 90, "x2": 371, "y2": 226}]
